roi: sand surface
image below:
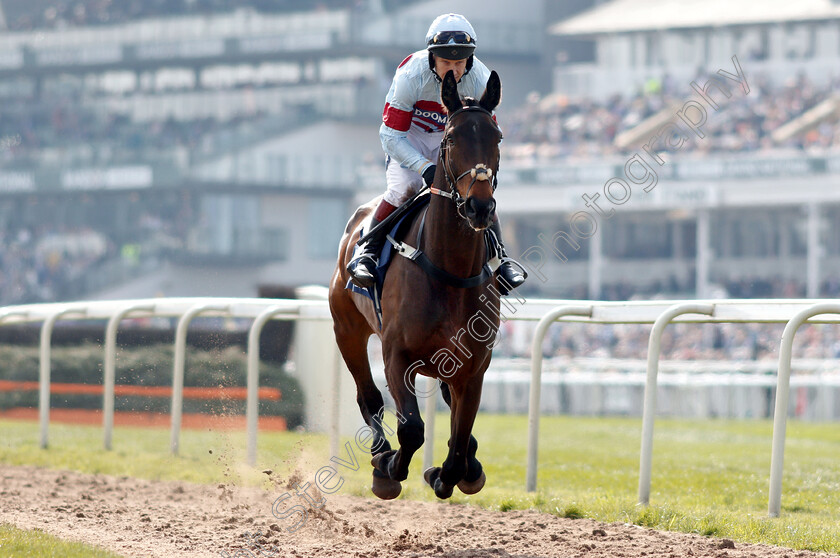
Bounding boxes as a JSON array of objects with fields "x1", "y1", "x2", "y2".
[{"x1": 2, "y1": 464, "x2": 838, "y2": 558}]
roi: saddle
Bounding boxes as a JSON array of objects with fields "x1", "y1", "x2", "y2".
[
  {"x1": 345, "y1": 192, "x2": 432, "y2": 326},
  {"x1": 346, "y1": 190, "x2": 510, "y2": 329}
]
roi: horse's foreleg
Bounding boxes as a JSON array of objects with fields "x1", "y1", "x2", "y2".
[
  {"x1": 392, "y1": 394, "x2": 424, "y2": 479},
  {"x1": 426, "y1": 375, "x2": 484, "y2": 499},
  {"x1": 439, "y1": 382, "x2": 484, "y2": 491},
  {"x1": 335, "y1": 329, "x2": 403, "y2": 500},
  {"x1": 371, "y1": 395, "x2": 423, "y2": 481}
]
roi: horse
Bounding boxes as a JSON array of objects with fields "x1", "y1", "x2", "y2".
[{"x1": 328, "y1": 69, "x2": 504, "y2": 500}]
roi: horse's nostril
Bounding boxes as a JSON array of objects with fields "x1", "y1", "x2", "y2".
[
  {"x1": 465, "y1": 198, "x2": 478, "y2": 216},
  {"x1": 466, "y1": 197, "x2": 494, "y2": 218}
]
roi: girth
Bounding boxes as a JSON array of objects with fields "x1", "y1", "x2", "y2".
[{"x1": 386, "y1": 207, "x2": 501, "y2": 289}]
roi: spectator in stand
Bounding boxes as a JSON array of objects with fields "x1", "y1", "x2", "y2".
[
  {"x1": 501, "y1": 71, "x2": 838, "y2": 162},
  {"x1": 0, "y1": 226, "x2": 114, "y2": 305},
  {"x1": 4, "y1": 0, "x2": 369, "y2": 31},
  {"x1": 492, "y1": 319, "x2": 835, "y2": 364}
]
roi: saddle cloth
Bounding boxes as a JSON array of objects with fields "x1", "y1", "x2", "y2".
[{"x1": 345, "y1": 194, "x2": 431, "y2": 327}]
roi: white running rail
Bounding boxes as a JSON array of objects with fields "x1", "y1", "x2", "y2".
[
  {"x1": 0, "y1": 297, "x2": 329, "y2": 463},
  {"x1": 3, "y1": 296, "x2": 840, "y2": 517},
  {"x1": 523, "y1": 298, "x2": 840, "y2": 517}
]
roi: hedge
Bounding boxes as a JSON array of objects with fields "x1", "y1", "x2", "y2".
[{"x1": 0, "y1": 343, "x2": 304, "y2": 428}]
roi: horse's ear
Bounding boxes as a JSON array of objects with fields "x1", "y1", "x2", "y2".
[
  {"x1": 440, "y1": 70, "x2": 462, "y2": 115},
  {"x1": 479, "y1": 70, "x2": 501, "y2": 113}
]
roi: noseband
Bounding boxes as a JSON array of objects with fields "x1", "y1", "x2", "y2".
[{"x1": 432, "y1": 105, "x2": 501, "y2": 219}]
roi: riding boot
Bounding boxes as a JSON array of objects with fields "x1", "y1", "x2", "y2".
[
  {"x1": 488, "y1": 219, "x2": 526, "y2": 294},
  {"x1": 347, "y1": 216, "x2": 384, "y2": 288}
]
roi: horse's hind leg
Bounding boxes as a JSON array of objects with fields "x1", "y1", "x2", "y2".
[
  {"x1": 439, "y1": 382, "x2": 485, "y2": 494},
  {"x1": 332, "y1": 321, "x2": 400, "y2": 499},
  {"x1": 332, "y1": 319, "x2": 389, "y2": 447}
]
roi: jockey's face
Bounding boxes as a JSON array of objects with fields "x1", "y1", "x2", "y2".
[{"x1": 434, "y1": 56, "x2": 468, "y2": 82}]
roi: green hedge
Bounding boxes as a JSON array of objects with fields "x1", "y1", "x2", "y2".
[{"x1": 0, "y1": 343, "x2": 304, "y2": 428}]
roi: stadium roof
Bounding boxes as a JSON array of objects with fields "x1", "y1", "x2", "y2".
[{"x1": 551, "y1": 0, "x2": 840, "y2": 36}]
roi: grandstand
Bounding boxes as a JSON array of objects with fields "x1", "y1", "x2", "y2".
[
  {"x1": 1, "y1": 0, "x2": 839, "y2": 305},
  {"x1": 0, "y1": 0, "x2": 547, "y2": 302},
  {"x1": 495, "y1": 0, "x2": 840, "y2": 300}
]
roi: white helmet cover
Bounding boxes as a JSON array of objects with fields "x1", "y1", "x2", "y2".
[{"x1": 425, "y1": 13, "x2": 477, "y2": 60}]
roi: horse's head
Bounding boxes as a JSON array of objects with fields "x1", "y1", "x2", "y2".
[{"x1": 439, "y1": 69, "x2": 502, "y2": 231}]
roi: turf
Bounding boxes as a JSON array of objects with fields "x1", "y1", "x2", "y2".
[
  {"x1": 0, "y1": 523, "x2": 124, "y2": 558},
  {"x1": 1, "y1": 414, "x2": 838, "y2": 553}
]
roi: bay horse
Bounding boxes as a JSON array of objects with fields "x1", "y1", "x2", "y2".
[{"x1": 328, "y1": 69, "x2": 503, "y2": 500}]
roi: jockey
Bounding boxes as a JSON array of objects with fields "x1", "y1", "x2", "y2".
[{"x1": 347, "y1": 13, "x2": 527, "y2": 293}]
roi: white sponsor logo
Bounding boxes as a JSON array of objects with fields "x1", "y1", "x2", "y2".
[
  {"x1": 414, "y1": 109, "x2": 446, "y2": 124},
  {"x1": 62, "y1": 166, "x2": 153, "y2": 190}
]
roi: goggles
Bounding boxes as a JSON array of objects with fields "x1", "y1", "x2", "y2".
[{"x1": 428, "y1": 31, "x2": 475, "y2": 46}]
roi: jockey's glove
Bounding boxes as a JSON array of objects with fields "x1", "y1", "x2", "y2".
[{"x1": 422, "y1": 164, "x2": 437, "y2": 187}]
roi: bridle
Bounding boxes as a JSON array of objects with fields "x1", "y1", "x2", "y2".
[
  {"x1": 383, "y1": 104, "x2": 508, "y2": 291},
  {"x1": 431, "y1": 104, "x2": 501, "y2": 219}
]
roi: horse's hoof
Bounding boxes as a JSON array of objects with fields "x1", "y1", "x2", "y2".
[
  {"x1": 433, "y1": 478, "x2": 454, "y2": 499},
  {"x1": 371, "y1": 469, "x2": 401, "y2": 500},
  {"x1": 423, "y1": 467, "x2": 440, "y2": 487},
  {"x1": 457, "y1": 470, "x2": 486, "y2": 495},
  {"x1": 370, "y1": 450, "x2": 396, "y2": 475},
  {"x1": 423, "y1": 467, "x2": 454, "y2": 499}
]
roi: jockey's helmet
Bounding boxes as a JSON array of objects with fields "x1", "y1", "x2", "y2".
[{"x1": 425, "y1": 13, "x2": 476, "y2": 60}]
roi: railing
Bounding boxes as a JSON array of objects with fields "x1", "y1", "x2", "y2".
[
  {"x1": 475, "y1": 358, "x2": 840, "y2": 419},
  {"x1": 2, "y1": 296, "x2": 839, "y2": 517},
  {"x1": 524, "y1": 298, "x2": 840, "y2": 517},
  {"x1": 0, "y1": 296, "x2": 332, "y2": 466}
]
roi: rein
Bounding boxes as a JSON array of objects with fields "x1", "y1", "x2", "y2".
[{"x1": 388, "y1": 104, "x2": 504, "y2": 289}]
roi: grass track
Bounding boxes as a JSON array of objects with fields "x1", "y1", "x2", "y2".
[
  {"x1": 0, "y1": 523, "x2": 124, "y2": 558},
  {"x1": 1, "y1": 414, "x2": 839, "y2": 553}
]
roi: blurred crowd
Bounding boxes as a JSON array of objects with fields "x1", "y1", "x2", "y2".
[
  {"x1": 1, "y1": 98, "x2": 228, "y2": 166},
  {"x1": 502, "y1": 72, "x2": 840, "y2": 162},
  {"x1": 2, "y1": 3, "x2": 837, "y2": 162},
  {"x1": 0, "y1": 226, "x2": 115, "y2": 305},
  {"x1": 2, "y1": 0, "x2": 370, "y2": 31},
  {"x1": 0, "y1": 80, "x2": 312, "y2": 166},
  {"x1": 4, "y1": 72, "x2": 835, "y2": 168},
  {"x1": 496, "y1": 319, "x2": 840, "y2": 362},
  {"x1": 547, "y1": 275, "x2": 840, "y2": 301}
]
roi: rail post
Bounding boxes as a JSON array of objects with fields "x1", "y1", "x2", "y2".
[
  {"x1": 422, "y1": 376, "x2": 439, "y2": 472},
  {"x1": 246, "y1": 305, "x2": 298, "y2": 466},
  {"x1": 638, "y1": 302, "x2": 715, "y2": 505},
  {"x1": 526, "y1": 305, "x2": 593, "y2": 492},
  {"x1": 103, "y1": 303, "x2": 155, "y2": 450},
  {"x1": 768, "y1": 302, "x2": 840, "y2": 517},
  {"x1": 39, "y1": 306, "x2": 87, "y2": 449},
  {"x1": 170, "y1": 303, "x2": 231, "y2": 456}
]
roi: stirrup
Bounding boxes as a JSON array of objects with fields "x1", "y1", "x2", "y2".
[
  {"x1": 348, "y1": 253, "x2": 378, "y2": 288},
  {"x1": 348, "y1": 231, "x2": 384, "y2": 289},
  {"x1": 495, "y1": 249, "x2": 527, "y2": 296}
]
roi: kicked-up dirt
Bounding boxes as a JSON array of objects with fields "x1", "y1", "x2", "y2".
[{"x1": 1, "y1": 464, "x2": 838, "y2": 558}]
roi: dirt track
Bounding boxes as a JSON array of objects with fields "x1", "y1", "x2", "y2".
[{"x1": 2, "y1": 464, "x2": 837, "y2": 558}]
